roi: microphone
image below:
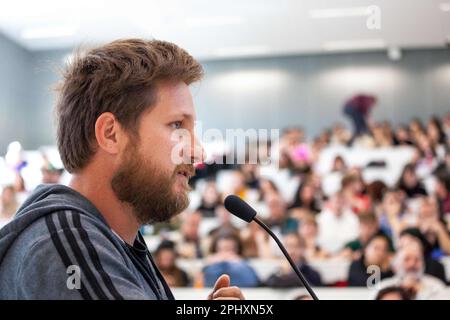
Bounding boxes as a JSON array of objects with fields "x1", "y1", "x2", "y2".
[{"x1": 224, "y1": 195, "x2": 319, "y2": 300}]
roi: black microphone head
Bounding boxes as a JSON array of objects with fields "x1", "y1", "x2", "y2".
[{"x1": 224, "y1": 195, "x2": 257, "y2": 223}]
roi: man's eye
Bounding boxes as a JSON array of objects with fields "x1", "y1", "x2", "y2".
[{"x1": 170, "y1": 121, "x2": 182, "y2": 129}]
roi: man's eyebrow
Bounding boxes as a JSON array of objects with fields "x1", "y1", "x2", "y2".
[{"x1": 169, "y1": 112, "x2": 194, "y2": 120}]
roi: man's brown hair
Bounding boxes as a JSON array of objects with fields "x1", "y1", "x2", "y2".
[{"x1": 55, "y1": 39, "x2": 203, "y2": 173}]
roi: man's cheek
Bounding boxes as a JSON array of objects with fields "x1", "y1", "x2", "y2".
[
  {"x1": 169, "y1": 140, "x2": 186, "y2": 165},
  {"x1": 160, "y1": 149, "x2": 177, "y2": 175}
]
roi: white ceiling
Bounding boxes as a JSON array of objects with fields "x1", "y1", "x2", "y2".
[{"x1": 0, "y1": 0, "x2": 449, "y2": 60}]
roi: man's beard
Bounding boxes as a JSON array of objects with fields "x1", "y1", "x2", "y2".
[
  {"x1": 111, "y1": 141, "x2": 194, "y2": 225},
  {"x1": 397, "y1": 268, "x2": 424, "y2": 282}
]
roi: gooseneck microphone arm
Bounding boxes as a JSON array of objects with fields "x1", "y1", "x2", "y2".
[
  {"x1": 253, "y1": 216, "x2": 319, "y2": 300},
  {"x1": 224, "y1": 195, "x2": 319, "y2": 300}
]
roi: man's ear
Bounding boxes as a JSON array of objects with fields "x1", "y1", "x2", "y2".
[{"x1": 94, "y1": 112, "x2": 124, "y2": 155}]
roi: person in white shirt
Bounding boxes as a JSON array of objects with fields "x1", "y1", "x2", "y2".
[
  {"x1": 316, "y1": 192, "x2": 359, "y2": 254},
  {"x1": 376, "y1": 242, "x2": 447, "y2": 300}
]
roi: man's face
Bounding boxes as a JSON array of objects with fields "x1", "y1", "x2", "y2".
[
  {"x1": 398, "y1": 234, "x2": 420, "y2": 250},
  {"x1": 284, "y1": 234, "x2": 304, "y2": 263},
  {"x1": 217, "y1": 238, "x2": 239, "y2": 255},
  {"x1": 111, "y1": 81, "x2": 204, "y2": 224},
  {"x1": 267, "y1": 195, "x2": 286, "y2": 219},
  {"x1": 396, "y1": 245, "x2": 424, "y2": 279},
  {"x1": 419, "y1": 196, "x2": 439, "y2": 220},
  {"x1": 299, "y1": 221, "x2": 317, "y2": 239},
  {"x1": 181, "y1": 212, "x2": 201, "y2": 241},
  {"x1": 365, "y1": 237, "x2": 388, "y2": 266},
  {"x1": 156, "y1": 249, "x2": 176, "y2": 270},
  {"x1": 300, "y1": 185, "x2": 315, "y2": 202},
  {"x1": 404, "y1": 169, "x2": 417, "y2": 187},
  {"x1": 379, "y1": 292, "x2": 404, "y2": 300}
]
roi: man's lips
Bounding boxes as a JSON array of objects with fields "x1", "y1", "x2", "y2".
[
  {"x1": 177, "y1": 170, "x2": 190, "y2": 179},
  {"x1": 175, "y1": 166, "x2": 195, "y2": 180}
]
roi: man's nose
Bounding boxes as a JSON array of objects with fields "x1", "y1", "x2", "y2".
[{"x1": 191, "y1": 135, "x2": 205, "y2": 164}]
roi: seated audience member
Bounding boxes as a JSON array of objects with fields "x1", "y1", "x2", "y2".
[
  {"x1": 434, "y1": 173, "x2": 450, "y2": 221},
  {"x1": 206, "y1": 206, "x2": 243, "y2": 261},
  {"x1": 379, "y1": 189, "x2": 407, "y2": 238},
  {"x1": 240, "y1": 219, "x2": 274, "y2": 259},
  {"x1": 263, "y1": 193, "x2": 298, "y2": 235},
  {"x1": 393, "y1": 125, "x2": 414, "y2": 146},
  {"x1": 416, "y1": 196, "x2": 450, "y2": 256},
  {"x1": 371, "y1": 122, "x2": 393, "y2": 147},
  {"x1": 239, "y1": 163, "x2": 260, "y2": 189},
  {"x1": 208, "y1": 205, "x2": 241, "y2": 240},
  {"x1": 289, "y1": 181, "x2": 321, "y2": 214},
  {"x1": 202, "y1": 231, "x2": 260, "y2": 288},
  {"x1": 290, "y1": 144, "x2": 313, "y2": 174},
  {"x1": 227, "y1": 170, "x2": 251, "y2": 200},
  {"x1": 426, "y1": 117, "x2": 447, "y2": 148},
  {"x1": 341, "y1": 172, "x2": 371, "y2": 214},
  {"x1": 444, "y1": 115, "x2": 450, "y2": 139},
  {"x1": 375, "y1": 286, "x2": 412, "y2": 300},
  {"x1": 40, "y1": 156, "x2": 64, "y2": 184},
  {"x1": 277, "y1": 127, "x2": 311, "y2": 173},
  {"x1": 396, "y1": 163, "x2": 427, "y2": 198},
  {"x1": 266, "y1": 233, "x2": 322, "y2": 287},
  {"x1": 330, "y1": 123, "x2": 352, "y2": 146},
  {"x1": 367, "y1": 180, "x2": 387, "y2": 206},
  {"x1": 409, "y1": 118, "x2": 426, "y2": 141},
  {"x1": 154, "y1": 240, "x2": 190, "y2": 287},
  {"x1": 298, "y1": 214, "x2": 328, "y2": 260},
  {"x1": 0, "y1": 185, "x2": 19, "y2": 228},
  {"x1": 347, "y1": 234, "x2": 393, "y2": 286},
  {"x1": 313, "y1": 128, "x2": 332, "y2": 154},
  {"x1": 412, "y1": 144, "x2": 437, "y2": 179},
  {"x1": 426, "y1": 116, "x2": 446, "y2": 145},
  {"x1": 317, "y1": 192, "x2": 359, "y2": 255},
  {"x1": 257, "y1": 178, "x2": 279, "y2": 202},
  {"x1": 434, "y1": 150, "x2": 450, "y2": 178},
  {"x1": 342, "y1": 213, "x2": 392, "y2": 260},
  {"x1": 279, "y1": 127, "x2": 303, "y2": 155},
  {"x1": 399, "y1": 228, "x2": 447, "y2": 283},
  {"x1": 197, "y1": 180, "x2": 221, "y2": 217},
  {"x1": 175, "y1": 211, "x2": 205, "y2": 259},
  {"x1": 331, "y1": 155, "x2": 348, "y2": 173},
  {"x1": 377, "y1": 242, "x2": 447, "y2": 300}
]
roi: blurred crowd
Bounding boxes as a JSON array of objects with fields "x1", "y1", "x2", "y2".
[{"x1": 1, "y1": 114, "x2": 450, "y2": 300}]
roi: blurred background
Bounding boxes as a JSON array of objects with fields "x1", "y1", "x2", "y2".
[{"x1": 1, "y1": 0, "x2": 450, "y2": 300}]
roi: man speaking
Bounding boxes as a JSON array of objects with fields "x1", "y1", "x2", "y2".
[{"x1": 0, "y1": 39, "x2": 244, "y2": 300}]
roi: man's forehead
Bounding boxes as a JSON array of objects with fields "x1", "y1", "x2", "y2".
[
  {"x1": 166, "y1": 109, "x2": 195, "y2": 119},
  {"x1": 157, "y1": 82, "x2": 195, "y2": 112},
  {"x1": 403, "y1": 247, "x2": 421, "y2": 257},
  {"x1": 152, "y1": 81, "x2": 196, "y2": 118}
]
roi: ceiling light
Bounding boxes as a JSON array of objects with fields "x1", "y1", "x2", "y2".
[
  {"x1": 185, "y1": 16, "x2": 243, "y2": 28},
  {"x1": 212, "y1": 69, "x2": 289, "y2": 91},
  {"x1": 387, "y1": 47, "x2": 402, "y2": 61},
  {"x1": 213, "y1": 45, "x2": 271, "y2": 58},
  {"x1": 439, "y1": 2, "x2": 450, "y2": 11},
  {"x1": 309, "y1": 7, "x2": 369, "y2": 19},
  {"x1": 21, "y1": 25, "x2": 77, "y2": 39},
  {"x1": 323, "y1": 39, "x2": 386, "y2": 51}
]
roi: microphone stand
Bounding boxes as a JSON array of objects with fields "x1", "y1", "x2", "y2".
[{"x1": 254, "y1": 216, "x2": 319, "y2": 300}]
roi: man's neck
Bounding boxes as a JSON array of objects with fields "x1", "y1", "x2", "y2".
[{"x1": 69, "y1": 172, "x2": 141, "y2": 245}]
